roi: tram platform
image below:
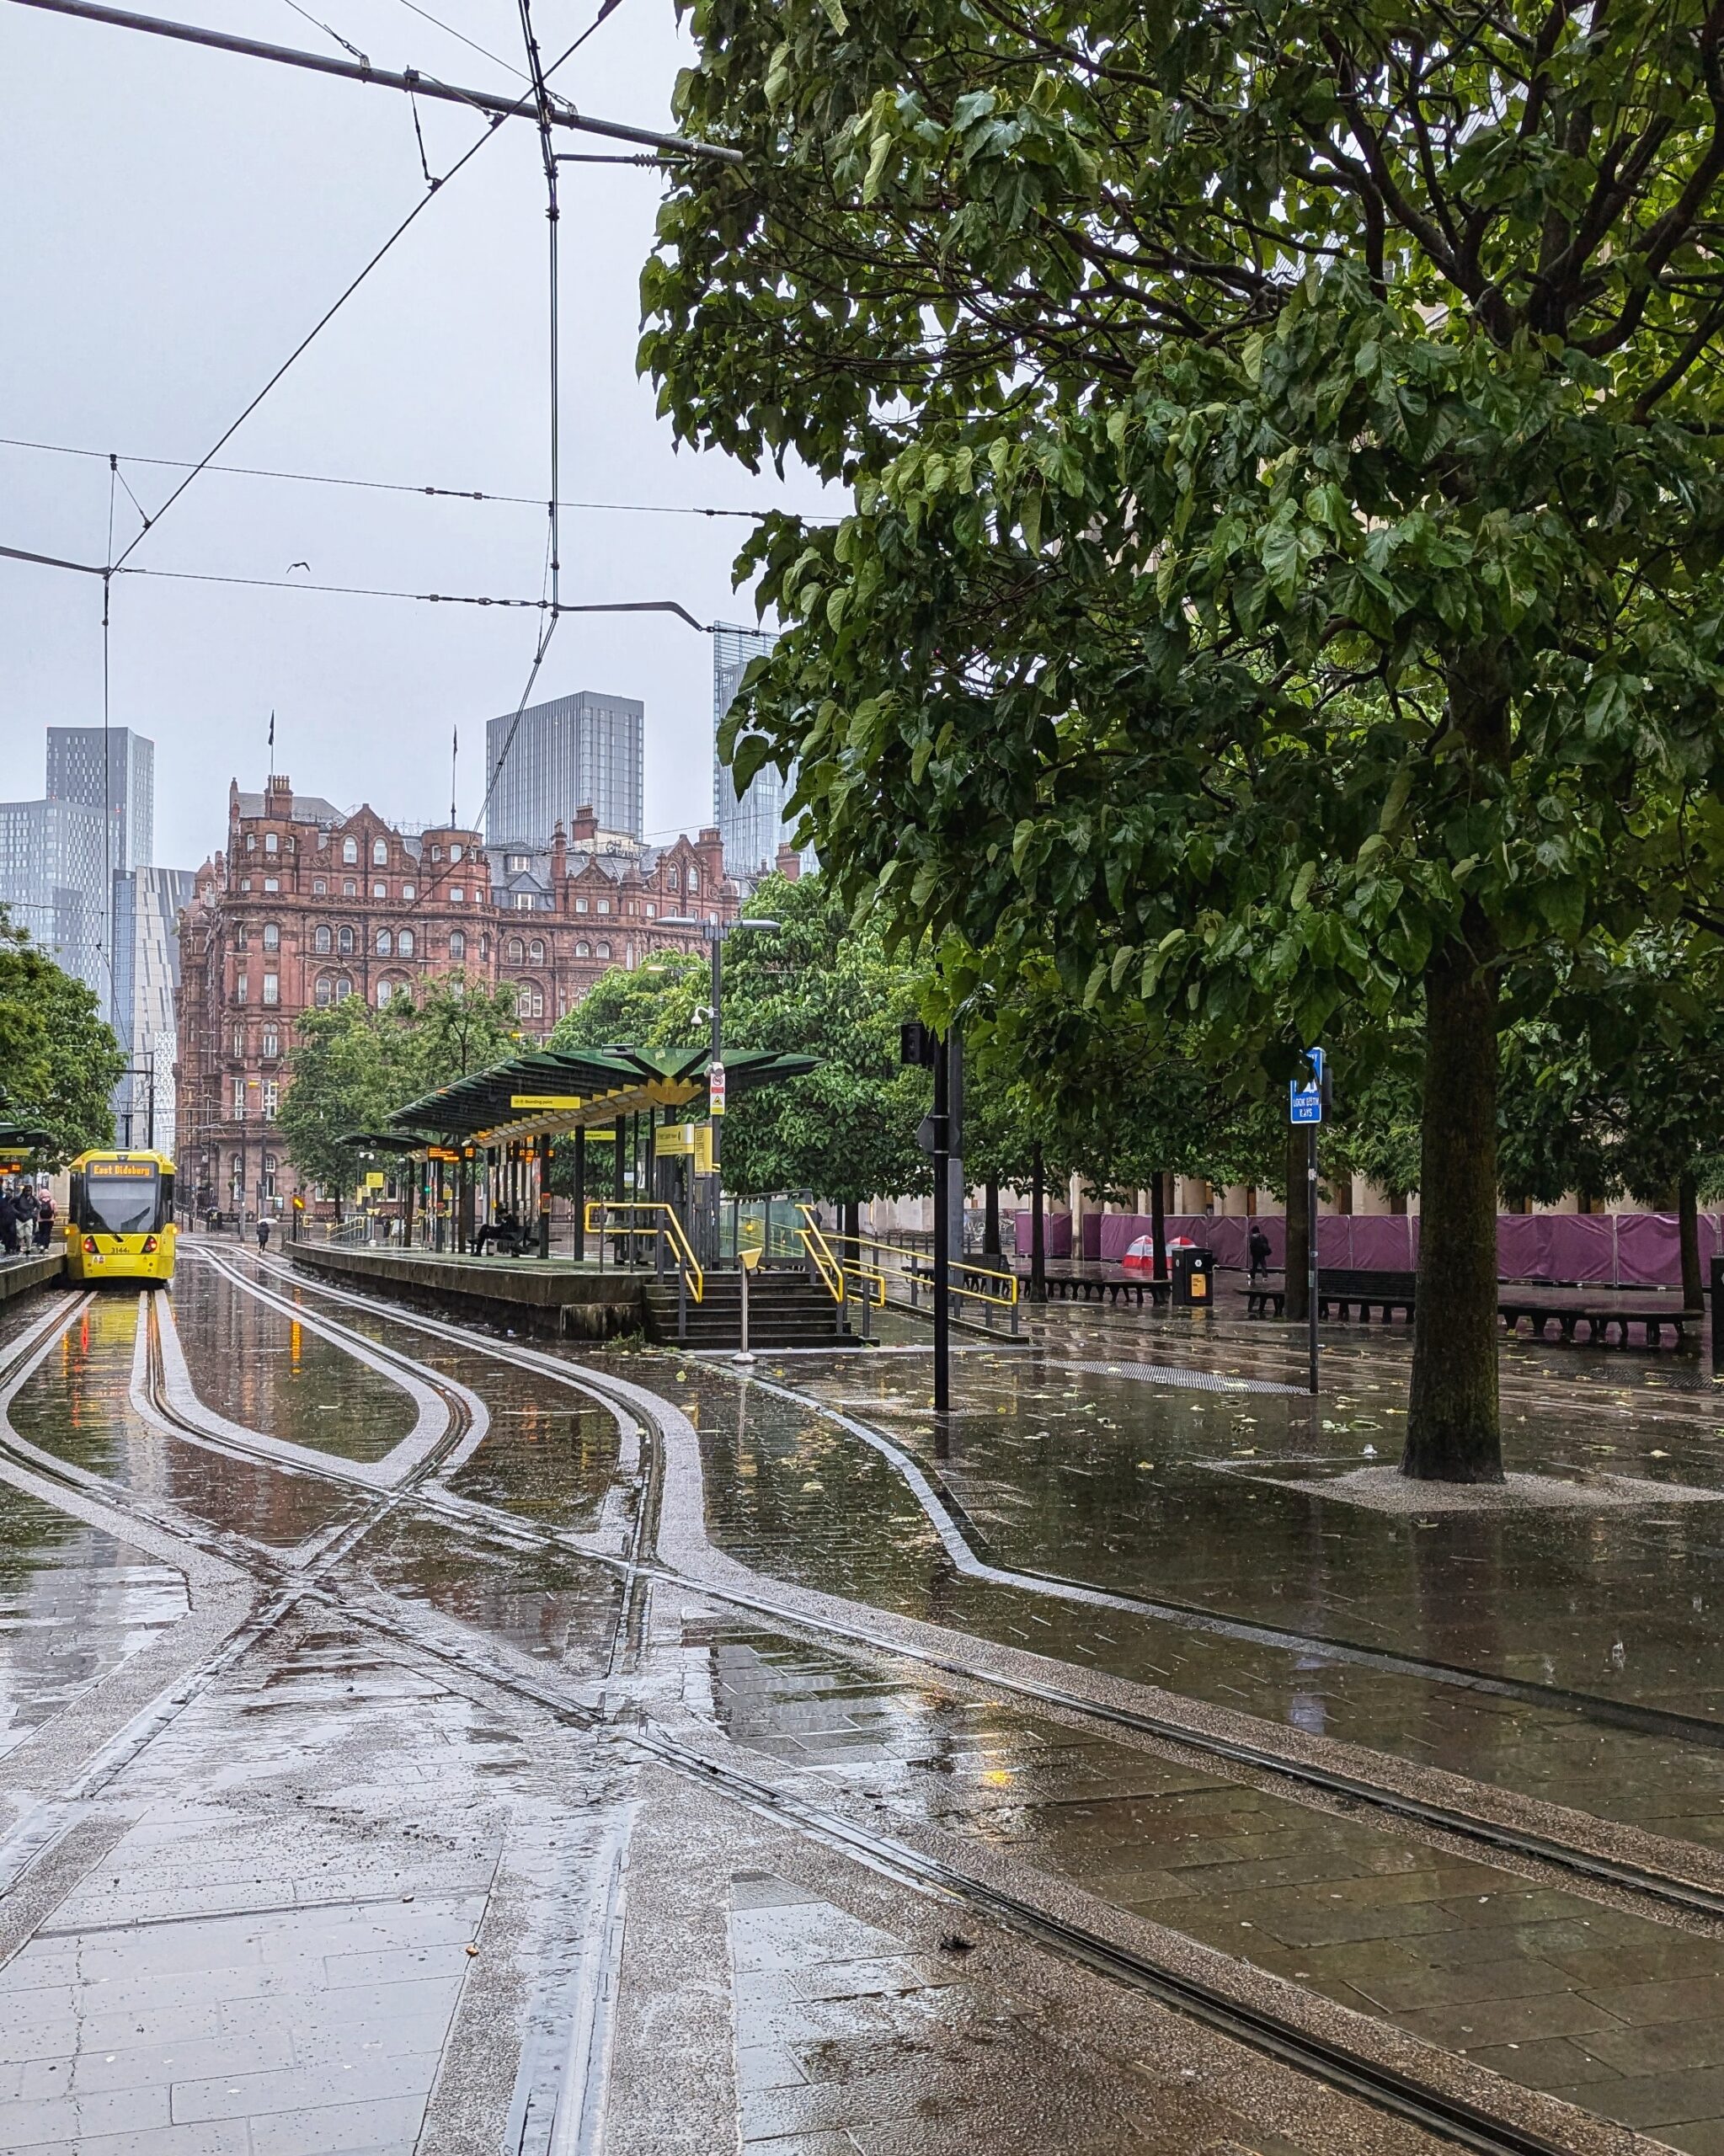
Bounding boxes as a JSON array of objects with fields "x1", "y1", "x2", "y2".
[
  {"x1": 288, "y1": 1239, "x2": 645, "y2": 1338},
  {"x1": 0, "y1": 1250, "x2": 64, "y2": 1304}
]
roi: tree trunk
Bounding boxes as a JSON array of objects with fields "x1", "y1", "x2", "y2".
[
  {"x1": 842, "y1": 1197, "x2": 861, "y2": 1274},
  {"x1": 1404, "y1": 921, "x2": 1503, "y2": 1481},
  {"x1": 1679, "y1": 1170, "x2": 1703, "y2": 1310},
  {"x1": 982, "y1": 1178, "x2": 1001, "y2": 1257},
  {"x1": 1150, "y1": 1170, "x2": 1167, "y2": 1282},
  {"x1": 1030, "y1": 1145, "x2": 1047, "y2": 1301},
  {"x1": 1284, "y1": 1127, "x2": 1309, "y2": 1322}
]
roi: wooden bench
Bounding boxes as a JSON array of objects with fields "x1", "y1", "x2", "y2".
[
  {"x1": 1498, "y1": 1292, "x2": 1703, "y2": 1350},
  {"x1": 1013, "y1": 1264, "x2": 1172, "y2": 1309}
]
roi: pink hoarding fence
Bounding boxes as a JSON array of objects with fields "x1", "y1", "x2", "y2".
[{"x1": 1011, "y1": 1210, "x2": 1720, "y2": 1289}]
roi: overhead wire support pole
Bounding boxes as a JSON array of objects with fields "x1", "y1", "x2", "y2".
[{"x1": 4, "y1": 0, "x2": 745, "y2": 163}]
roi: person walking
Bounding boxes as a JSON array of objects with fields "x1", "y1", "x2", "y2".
[
  {"x1": 33, "y1": 1190, "x2": 55, "y2": 1251},
  {"x1": 1248, "y1": 1221, "x2": 1272, "y2": 1282},
  {"x1": 13, "y1": 1186, "x2": 38, "y2": 1249},
  {"x1": 0, "y1": 1187, "x2": 19, "y2": 1258},
  {"x1": 256, "y1": 1218, "x2": 271, "y2": 1252}
]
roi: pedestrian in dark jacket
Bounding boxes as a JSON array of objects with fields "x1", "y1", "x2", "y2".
[
  {"x1": 0, "y1": 1190, "x2": 19, "y2": 1257},
  {"x1": 256, "y1": 1219, "x2": 271, "y2": 1251},
  {"x1": 1248, "y1": 1223, "x2": 1272, "y2": 1281},
  {"x1": 33, "y1": 1193, "x2": 54, "y2": 1250}
]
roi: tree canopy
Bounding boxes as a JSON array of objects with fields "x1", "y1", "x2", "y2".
[
  {"x1": 278, "y1": 978, "x2": 525, "y2": 1199},
  {"x1": 643, "y1": 0, "x2": 1724, "y2": 1479},
  {"x1": 0, "y1": 912, "x2": 124, "y2": 1167}
]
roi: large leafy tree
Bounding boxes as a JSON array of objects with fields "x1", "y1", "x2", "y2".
[
  {"x1": 279, "y1": 978, "x2": 525, "y2": 1199},
  {"x1": 644, "y1": 0, "x2": 1724, "y2": 1480},
  {"x1": 0, "y1": 913, "x2": 124, "y2": 1166}
]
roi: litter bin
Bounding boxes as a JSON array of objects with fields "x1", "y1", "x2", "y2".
[{"x1": 1171, "y1": 1247, "x2": 1214, "y2": 1308}]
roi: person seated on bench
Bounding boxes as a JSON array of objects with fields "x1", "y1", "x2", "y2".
[{"x1": 473, "y1": 1205, "x2": 522, "y2": 1257}]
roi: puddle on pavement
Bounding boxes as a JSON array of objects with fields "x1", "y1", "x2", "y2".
[
  {"x1": 0, "y1": 1486, "x2": 187, "y2": 1758},
  {"x1": 337, "y1": 1513, "x2": 624, "y2": 1677},
  {"x1": 172, "y1": 1261, "x2": 415, "y2": 1464},
  {"x1": 701, "y1": 1619, "x2": 1724, "y2": 2154},
  {"x1": 7, "y1": 1297, "x2": 360, "y2": 1550}
]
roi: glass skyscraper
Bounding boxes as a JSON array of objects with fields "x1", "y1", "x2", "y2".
[
  {"x1": 713, "y1": 623, "x2": 812, "y2": 879},
  {"x1": 47, "y1": 725, "x2": 155, "y2": 875},
  {"x1": 484, "y1": 691, "x2": 644, "y2": 848},
  {"x1": 0, "y1": 797, "x2": 108, "y2": 992}
]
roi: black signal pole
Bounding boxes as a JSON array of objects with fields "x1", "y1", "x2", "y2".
[{"x1": 932, "y1": 1031, "x2": 951, "y2": 1414}]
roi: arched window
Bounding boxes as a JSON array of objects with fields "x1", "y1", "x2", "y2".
[
  {"x1": 376, "y1": 929, "x2": 392, "y2": 958},
  {"x1": 264, "y1": 832, "x2": 278, "y2": 855},
  {"x1": 376, "y1": 978, "x2": 394, "y2": 1006},
  {"x1": 262, "y1": 921, "x2": 280, "y2": 950},
  {"x1": 688, "y1": 866, "x2": 699, "y2": 894},
  {"x1": 507, "y1": 937, "x2": 524, "y2": 964},
  {"x1": 245, "y1": 834, "x2": 255, "y2": 851},
  {"x1": 337, "y1": 926, "x2": 355, "y2": 957},
  {"x1": 528, "y1": 938, "x2": 544, "y2": 963},
  {"x1": 336, "y1": 974, "x2": 352, "y2": 1000},
  {"x1": 595, "y1": 941, "x2": 611, "y2": 960},
  {"x1": 372, "y1": 839, "x2": 388, "y2": 866},
  {"x1": 315, "y1": 974, "x2": 334, "y2": 1007},
  {"x1": 449, "y1": 929, "x2": 466, "y2": 959},
  {"x1": 518, "y1": 983, "x2": 545, "y2": 1019},
  {"x1": 575, "y1": 940, "x2": 590, "y2": 958},
  {"x1": 341, "y1": 837, "x2": 357, "y2": 865},
  {"x1": 313, "y1": 925, "x2": 331, "y2": 954},
  {"x1": 398, "y1": 928, "x2": 414, "y2": 958},
  {"x1": 666, "y1": 867, "x2": 680, "y2": 890}
]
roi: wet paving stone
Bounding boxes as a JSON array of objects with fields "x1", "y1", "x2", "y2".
[
  {"x1": 697, "y1": 1618, "x2": 1724, "y2": 2149},
  {"x1": 0, "y1": 1490, "x2": 186, "y2": 1759}
]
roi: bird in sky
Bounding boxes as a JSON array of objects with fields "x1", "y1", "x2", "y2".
[{"x1": 286, "y1": 561, "x2": 311, "y2": 574}]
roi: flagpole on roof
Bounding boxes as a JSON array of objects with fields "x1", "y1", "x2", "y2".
[
  {"x1": 450, "y1": 725, "x2": 458, "y2": 830},
  {"x1": 268, "y1": 709, "x2": 275, "y2": 778}
]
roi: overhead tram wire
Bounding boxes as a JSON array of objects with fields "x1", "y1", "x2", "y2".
[
  {"x1": 0, "y1": 436, "x2": 832, "y2": 520},
  {"x1": 5, "y1": 0, "x2": 744, "y2": 163}
]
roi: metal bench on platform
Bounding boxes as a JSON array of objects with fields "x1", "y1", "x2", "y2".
[
  {"x1": 1017, "y1": 1264, "x2": 1172, "y2": 1309},
  {"x1": 1497, "y1": 1291, "x2": 1702, "y2": 1349}
]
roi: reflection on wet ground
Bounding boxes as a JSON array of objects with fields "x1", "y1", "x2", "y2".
[
  {"x1": 173, "y1": 1257, "x2": 416, "y2": 1464},
  {"x1": 0, "y1": 1487, "x2": 186, "y2": 1759},
  {"x1": 250, "y1": 1263, "x2": 624, "y2": 1533},
  {"x1": 702, "y1": 1617, "x2": 1724, "y2": 2149},
  {"x1": 5, "y1": 1294, "x2": 360, "y2": 1550},
  {"x1": 632, "y1": 1339, "x2": 1724, "y2": 1848},
  {"x1": 19, "y1": 1245, "x2": 1724, "y2": 2154},
  {"x1": 337, "y1": 1514, "x2": 624, "y2": 1678}
]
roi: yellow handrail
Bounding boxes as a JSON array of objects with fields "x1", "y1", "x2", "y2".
[
  {"x1": 795, "y1": 1206, "x2": 888, "y2": 1309},
  {"x1": 583, "y1": 1200, "x2": 704, "y2": 1303},
  {"x1": 843, "y1": 1230, "x2": 1020, "y2": 1311}
]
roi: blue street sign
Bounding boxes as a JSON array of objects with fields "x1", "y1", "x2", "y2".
[{"x1": 1289, "y1": 1047, "x2": 1326, "y2": 1124}]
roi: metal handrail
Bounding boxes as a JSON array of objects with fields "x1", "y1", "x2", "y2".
[
  {"x1": 583, "y1": 1199, "x2": 704, "y2": 1303},
  {"x1": 794, "y1": 1206, "x2": 888, "y2": 1309},
  {"x1": 844, "y1": 1230, "x2": 1020, "y2": 1312}
]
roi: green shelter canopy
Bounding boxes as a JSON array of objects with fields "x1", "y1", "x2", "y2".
[{"x1": 386, "y1": 1046, "x2": 816, "y2": 1150}]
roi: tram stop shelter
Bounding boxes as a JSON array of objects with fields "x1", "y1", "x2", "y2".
[{"x1": 375, "y1": 1044, "x2": 816, "y2": 1262}]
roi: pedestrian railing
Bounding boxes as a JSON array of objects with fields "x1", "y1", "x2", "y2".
[
  {"x1": 582, "y1": 1200, "x2": 704, "y2": 1305},
  {"x1": 794, "y1": 1207, "x2": 889, "y2": 1334},
  {"x1": 844, "y1": 1231, "x2": 1021, "y2": 1333}
]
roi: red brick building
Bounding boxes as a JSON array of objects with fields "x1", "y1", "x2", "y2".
[{"x1": 174, "y1": 774, "x2": 754, "y2": 1217}]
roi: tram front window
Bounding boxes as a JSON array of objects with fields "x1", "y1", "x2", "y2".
[{"x1": 81, "y1": 1166, "x2": 162, "y2": 1236}]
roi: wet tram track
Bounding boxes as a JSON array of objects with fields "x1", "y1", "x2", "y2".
[
  {"x1": 0, "y1": 1262, "x2": 1705, "y2": 2156},
  {"x1": 224, "y1": 1254, "x2": 1724, "y2": 1928}
]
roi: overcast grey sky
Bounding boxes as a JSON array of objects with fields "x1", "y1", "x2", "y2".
[{"x1": 0, "y1": 0, "x2": 830, "y2": 868}]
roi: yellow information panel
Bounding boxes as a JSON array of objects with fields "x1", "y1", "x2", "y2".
[
  {"x1": 510, "y1": 1094, "x2": 583, "y2": 1110},
  {"x1": 655, "y1": 1123, "x2": 714, "y2": 1172}
]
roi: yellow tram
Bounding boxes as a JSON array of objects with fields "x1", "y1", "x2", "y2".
[{"x1": 64, "y1": 1149, "x2": 177, "y2": 1287}]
